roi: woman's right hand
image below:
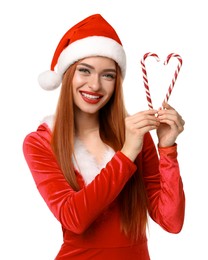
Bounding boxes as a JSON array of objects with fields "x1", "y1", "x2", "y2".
[{"x1": 121, "y1": 109, "x2": 159, "y2": 161}]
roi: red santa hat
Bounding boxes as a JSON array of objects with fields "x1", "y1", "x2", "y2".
[{"x1": 38, "y1": 14, "x2": 126, "y2": 90}]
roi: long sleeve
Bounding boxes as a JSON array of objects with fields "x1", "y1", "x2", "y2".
[
  {"x1": 140, "y1": 132, "x2": 185, "y2": 233},
  {"x1": 23, "y1": 124, "x2": 137, "y2": 234}
]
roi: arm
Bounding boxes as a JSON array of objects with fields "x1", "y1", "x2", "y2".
[
  {"x1": 141, "y1": 132, "x2": 185, "y2": 233},
  {"x1": 23, "y1": 125, "x2": 137, "y2": 234}
]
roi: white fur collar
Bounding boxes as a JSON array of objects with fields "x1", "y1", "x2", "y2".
[
  {"x1": 72, "y1": 138, "x2": 115, "y2": 185},
  {"x1": 41, "y1": 115, "x2": 115, "y2": 185},
  {"x1": 41, "y1": 115, "x2": 54, "y2": 130}
]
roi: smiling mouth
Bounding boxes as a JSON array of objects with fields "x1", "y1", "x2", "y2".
[
  {"x1": 81, "y1": 92, "x2": 102, "y2": 100},
  {"x1": 80, "y1": 91, "x2": 103, "y2": 104}
]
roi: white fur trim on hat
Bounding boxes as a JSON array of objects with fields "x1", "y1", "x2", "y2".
[
  {"x1": 58, "y1": 36, "x2": 126, "y2": 77},
  {"x1": 39, "y1": 36, "x2": 126, "y2": 90}
]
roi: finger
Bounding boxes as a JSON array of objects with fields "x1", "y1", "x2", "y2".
[
  {"x1": 162, "y1": 102, "x2": 175, "y2": 110},
  {"x1": 134, "y1": 118, "x2": 160, "y2": 129},
  {"x1": 157, "y1": 107, "x2": 180, "y2": 117},
  {"x1": 126, "y1": 111, "x2": 159, "y2": 125},
  {"x1": 129, "y1": 109, "x2": 158, "y2": 119},
  {"x1": 158, "y1": 109, "x2": 184, "y2": 125},
  {"x1": 159, "y1": 117, "x2": 184, "y2": 133},
  {"x1": 125, "y1": 117, "x2": 159, "y2": 130}
]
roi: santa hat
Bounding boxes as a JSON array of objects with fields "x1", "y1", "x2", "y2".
[{"x1": 38, "y1": 14, "x2": 126, "y2": 90}]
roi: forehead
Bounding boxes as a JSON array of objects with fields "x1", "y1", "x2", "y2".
[{"x1": 78, "y1": 56, "x2": 116, "y2": 68}]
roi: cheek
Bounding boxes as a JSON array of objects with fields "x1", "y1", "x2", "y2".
[{"x1": 72, "y1": 72, "x2": 86, "y2": 87}]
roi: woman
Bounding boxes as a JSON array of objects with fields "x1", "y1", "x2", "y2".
[{"x1": 23, "y1": 14, "x2": 185, "y2": 259}]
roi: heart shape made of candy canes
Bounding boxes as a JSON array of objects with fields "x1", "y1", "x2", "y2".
[{"x1": 141, "y1": 52, "x2": 183, "y2": 109}]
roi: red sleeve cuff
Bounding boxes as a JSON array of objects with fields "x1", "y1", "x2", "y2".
[{"x1": 158, "y1": 143, "x2": 177, "y2": 158}]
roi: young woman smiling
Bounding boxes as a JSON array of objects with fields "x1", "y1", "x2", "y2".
[{"x1": 23, "y1": 14, "x2": 185, "y2": 259}]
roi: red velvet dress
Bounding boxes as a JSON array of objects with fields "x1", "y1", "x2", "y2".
[{"x1": 23, "y1": 123, "x2": 185, "y2": 260}]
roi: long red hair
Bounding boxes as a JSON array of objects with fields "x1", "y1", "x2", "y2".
[{"x1": 51, "y1": 60, "x2": 148, "y2": 240}]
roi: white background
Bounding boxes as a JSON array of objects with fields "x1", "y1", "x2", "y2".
[{"x1": 1, "y1": 0, "x2": 207, "y2": 259}]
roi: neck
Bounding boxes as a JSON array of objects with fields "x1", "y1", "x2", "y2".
[{"x1": 74, "y1": 110, "x2": 100, "y2": 138}]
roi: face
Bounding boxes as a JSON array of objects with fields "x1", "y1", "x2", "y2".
[{"x1": 72, "y1": 56, "x2": 116, "y2": 116}]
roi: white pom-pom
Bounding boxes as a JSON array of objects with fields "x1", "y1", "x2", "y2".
[{"x1": 38, "y1": 70, "x2": 62, "y2": 90}]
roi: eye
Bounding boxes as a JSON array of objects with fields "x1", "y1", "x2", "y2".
[
  {"x1": 78, "y1": 67, "x2": 90, "y2": 74},
  {"x1": 103, "y1": 73, "x2": 116, "y2": 80}
]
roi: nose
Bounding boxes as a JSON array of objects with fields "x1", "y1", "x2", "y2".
[{"x1": 88, "y1": 74, "x2": 101, "y2": 91}]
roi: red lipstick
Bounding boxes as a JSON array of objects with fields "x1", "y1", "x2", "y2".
[{"x1": 80, "y1": 91, "x2": 103, "y2": 104}]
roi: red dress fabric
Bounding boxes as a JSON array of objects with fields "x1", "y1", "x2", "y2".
[{"x1": 23, "y1": 123, "x2": 185, "y2": 259}]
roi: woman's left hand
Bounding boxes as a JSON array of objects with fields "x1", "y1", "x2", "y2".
[{"x1": 157, "y1": 102, "x2": 185, "y2": 147}]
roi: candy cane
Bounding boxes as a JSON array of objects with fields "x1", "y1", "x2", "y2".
[
  {"x1": 141, "y1": 52, "x2": 160, "y2": 109},
  {"x1": 163, "y1": 53, "x2": 183, "y2": 104},
  {"x1": 141, "y1": 52, "x2": 182, "y2": 109}
]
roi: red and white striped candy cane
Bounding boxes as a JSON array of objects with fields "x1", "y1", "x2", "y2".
[
  {"x1": 141, "y1": 52, "x2": 182, "y2": 109},
  {"x1": 163, "y1": 53, "x2": 183, "y2": 104},
  {"x1": 141, "y1": 52, "x2": 160, "y2": 109}
]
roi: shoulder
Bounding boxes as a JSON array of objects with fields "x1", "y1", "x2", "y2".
[
  {"x1": 23, "y1": 115, "x2": 54, "y2": 148},
  {"x1": 40, "y1": 115, "x2": 54, "y2": 130}
]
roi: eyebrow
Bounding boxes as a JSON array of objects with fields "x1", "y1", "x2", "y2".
[{"x1": 78, "y1": 63, "x2": 117, "y2": 73}]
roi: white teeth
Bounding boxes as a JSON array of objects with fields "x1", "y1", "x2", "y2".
[{"x1": 82, "y1": 92, "x2": 100, "y2": 99}]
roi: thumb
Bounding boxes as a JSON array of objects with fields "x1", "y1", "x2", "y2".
[{"x1": 162, "y1": 101, "x2": 174, "y2": 110}]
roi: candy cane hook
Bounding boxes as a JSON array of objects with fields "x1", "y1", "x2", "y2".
[
  {"x1": 163, "y1": 53, "x2": 183, "y2": 104},
  {"x1": 141, "y1": 52, "x2": 160, "y2": 109}
]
